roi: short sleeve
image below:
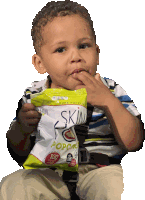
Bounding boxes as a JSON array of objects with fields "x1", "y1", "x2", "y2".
[
  {"x1": 104, "y1": 77, "x2": 141, "y2": 117},
  {"x1": 115, "y1": 85, "x2": 140, "y2": 116}
]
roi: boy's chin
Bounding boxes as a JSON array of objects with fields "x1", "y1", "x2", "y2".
[
  {"x1": 73, "y1": 83, "x2": 85, "y2": 91},
  {"x1": 52, "y1": 80, "x2": 84, "y2": 91}
]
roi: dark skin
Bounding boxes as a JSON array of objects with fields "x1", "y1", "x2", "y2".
[{"x1": 18, "y1": 103, "x2": 41, "y2": 135}]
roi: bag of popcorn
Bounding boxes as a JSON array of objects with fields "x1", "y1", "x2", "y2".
[{"x1": 23, "y1": 88, "x2": 87, "y2": 172}]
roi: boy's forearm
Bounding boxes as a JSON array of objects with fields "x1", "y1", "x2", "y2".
[
  {"x1": 102, "y1": 96, "x2": 144, "y2": 152},
  {"x1": 6, "y1": 121, "x2": 31, "y2": 157}
]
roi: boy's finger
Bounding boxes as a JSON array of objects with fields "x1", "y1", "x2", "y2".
[{"x1": 22, "y1": 103, "x2": 36, "y2": 112}]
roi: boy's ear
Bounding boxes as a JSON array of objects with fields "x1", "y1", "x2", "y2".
[
  {"x1": 32, "y1": 54, "x2": 47, "y2": 74},
  {"x1": 96, "y1": 45, "x2": 100, "y2": 54},
  {"x1": 96, "y1": 44, "x2": 100, "y2": 65}
]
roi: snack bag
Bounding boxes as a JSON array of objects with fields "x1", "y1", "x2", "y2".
[{"x1": 23, "y1": 88, "x2": 87, "y2": 172}]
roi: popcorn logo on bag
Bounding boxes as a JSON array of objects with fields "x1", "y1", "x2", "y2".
[{"x1": 23, "y1": 88, "x2": 87, "y2": 172}]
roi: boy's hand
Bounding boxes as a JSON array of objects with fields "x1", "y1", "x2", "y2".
[
  {"x1": 17, "y1": 103, "x2": 42, "y2": 135},
  {"x1": 72, "y1": 72, "x2": 115, "y2": 108}
]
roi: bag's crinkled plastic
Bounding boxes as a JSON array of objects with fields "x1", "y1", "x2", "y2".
[{"x1": 23, "y1": 88, "x2": 87, "y2": 172}]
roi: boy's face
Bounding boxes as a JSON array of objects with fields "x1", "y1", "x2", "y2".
[{"x1": 32, "y1": 14, "x2": 99, "y2": 90}]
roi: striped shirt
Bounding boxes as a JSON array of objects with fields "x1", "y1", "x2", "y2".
[{"x1": 8, "y1": 75, "x2": 141, "y2": 167}]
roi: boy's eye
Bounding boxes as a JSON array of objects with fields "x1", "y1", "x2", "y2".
[
  {"x1": 79, "y1": 43, "x2": 90, "y2": 49},
  {"x1": 55, "y1": 44, "x2": 90, "y2": 53}
]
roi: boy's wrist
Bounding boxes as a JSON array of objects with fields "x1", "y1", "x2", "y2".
[{"x1": 16, "y1": 119, "x2": 31, "y2": 137}]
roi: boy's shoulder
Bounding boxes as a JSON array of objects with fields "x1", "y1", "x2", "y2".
[
  {"x1": 102, "y1": 76, "x2": 121, "y2": 89},
  {"x1": 25, "y1": 78, "x2": 48, "y2": 93},
  {"x1": 21, "y1": 78, "x2": 48, "y2": 104}
]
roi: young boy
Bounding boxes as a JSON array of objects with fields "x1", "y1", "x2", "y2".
[{"x1": 1, "y1": 0, "x2": 144, "y2": 200}]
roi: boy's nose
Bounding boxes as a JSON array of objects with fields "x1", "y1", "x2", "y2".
[{"x1": 70, "y1": 49, "x2": 83, "y2": 63}]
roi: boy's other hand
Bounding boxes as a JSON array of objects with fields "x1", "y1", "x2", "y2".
[
  {"x1": 17, "y1": 103, "x2": 42, "y2": 135},
  {"x1": 72, "y1": 72, "x2": 115, "y2": 108}
]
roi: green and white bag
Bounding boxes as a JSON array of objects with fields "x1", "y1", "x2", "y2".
[{"x1": 23, "y1": 88, "x2": 87, "y2": 172}]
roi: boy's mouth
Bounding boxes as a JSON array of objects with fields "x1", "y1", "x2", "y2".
[{"x1": 71, "y1": 68, "x2": 87, "y2": 75}]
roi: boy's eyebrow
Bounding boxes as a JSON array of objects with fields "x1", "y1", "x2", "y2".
[{"x1": 51, "y1": 37, "x2": 93, "y2": 47}]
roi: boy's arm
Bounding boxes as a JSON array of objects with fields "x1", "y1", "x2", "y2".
[
  {"x1": 103, "y1": 96, "x2": 144, "y2": 152},
  {"x1": 6, "y1": 121, "x2": 32, "y2": 158}
]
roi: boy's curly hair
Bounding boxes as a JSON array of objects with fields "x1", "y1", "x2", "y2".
[{"x1": 31, "y1": 0, "x2": 96, "y2": 56}]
